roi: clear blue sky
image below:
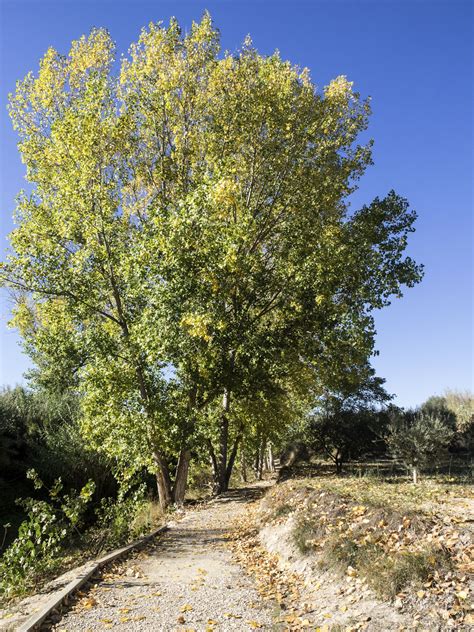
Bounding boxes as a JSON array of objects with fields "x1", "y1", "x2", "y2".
[{"x1": 0, "y1": 0, "x2": 472, "y2": 407}]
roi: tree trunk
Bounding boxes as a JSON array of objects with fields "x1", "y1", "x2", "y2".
[
  {"x1": 254, "y1": 442, "x2": 260, "y2": 478},
  {"x1": 214, "y1": 387, "x2": 230, "y2": 494},
  {"x1": 257, "y1": 436, "x2": 266, "y2": 480},
  {"x1": 207, "y1": 438, "x2": 218, "y2": 479},
  {"x1": 240, "y1": 450, "x2": 248, "y2": 483},
  {"x1": 172, "y1": 388, "x2": 197, "y2": 504},
  {"x1": 266, "y1": 443, "x2": 274, "y2": 472},
  {"x1": 412, "y1": 465, "x2": 419, "y2": 485},
  {"x1": 173, "y1": 448, "x2": 191, "y2": 504},
  {"x1": 225, "y1": 433, "x2": 242, "y2": 487},
  {"x1": 153, "y1": 450, "x2": 173, "y2": 509}
]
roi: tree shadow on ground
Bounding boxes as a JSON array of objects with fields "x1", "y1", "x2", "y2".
[{"x1": 211, "y1": 486, "x2": 267, "y2": 504}]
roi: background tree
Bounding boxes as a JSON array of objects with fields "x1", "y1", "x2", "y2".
[
  {"x1": 308, "y1": 368, "x2": 393, "y2": 473},
  {"x1": 387, "y1": 411, "x2": 454, "y2": 484},
  {"x1": 444, "y1": 390, "x2": 474, "y2": 450},
  {"x1": 419, "y1": 395, "x2": 457, "y2": 430},
  {"x1": 419, "y1": 391, "x2": 473, "y2": 452}
]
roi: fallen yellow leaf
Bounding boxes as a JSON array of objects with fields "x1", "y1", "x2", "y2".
[{"x1": 83, "y1": 597, "x2": 97, "y2": 609}]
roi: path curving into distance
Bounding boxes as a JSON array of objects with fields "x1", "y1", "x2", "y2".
[{"x1": 49, "y1": 485, "x2": 279, "y2": 631}]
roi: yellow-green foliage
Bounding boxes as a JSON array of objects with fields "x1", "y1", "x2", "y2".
[{"x1": 2, "y1": 14, "x2": 422, "y2": 498}]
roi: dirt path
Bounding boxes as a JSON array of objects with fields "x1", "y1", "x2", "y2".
[{"x1": 50, "y1": 486, "x2": 279, "y2": 631}]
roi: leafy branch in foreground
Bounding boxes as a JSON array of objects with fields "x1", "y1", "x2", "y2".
[{"x1": 0, "y1": 470, "x2": 95, "y2": 599}]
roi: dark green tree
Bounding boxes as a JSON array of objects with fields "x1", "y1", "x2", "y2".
[{"x1": 308, "y1": 369, "x2": 392, "y2": 473}]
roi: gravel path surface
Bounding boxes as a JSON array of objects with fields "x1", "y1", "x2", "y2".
[{"x1": 50, "y1": 487, "x2": 279, "y2": 631}]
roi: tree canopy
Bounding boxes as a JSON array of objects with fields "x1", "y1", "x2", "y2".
[
  {"x1": 387, "y1": 411, "x2": 454, "y2": 484},
  {"x1": 1, "y1": 14, "x2": 423, "y2": 504}
]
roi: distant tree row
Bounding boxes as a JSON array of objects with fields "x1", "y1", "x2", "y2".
[{"x1": 306, "y1": 384, "x2": 473, "y2": 483}]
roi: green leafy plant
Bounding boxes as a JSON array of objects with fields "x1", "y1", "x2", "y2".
[
  {"x1": 388, "y1": 412, "x2": 454, "y2": 484},
  {"x1": 0, "y1": 470, "x2": 95, "y2": 599},
  {"x1": 90, "y1": 484, "x2": 151, "y2": 551}
]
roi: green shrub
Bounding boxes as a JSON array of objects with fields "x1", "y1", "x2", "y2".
[
  {"x1": 0, "y1": 470, "x2": 95, "y2": 600},
  {"x1": 362, "y1": 549, "x2": 443, "y2": 598},
  {"x1": 89, "y1": 484, "x2": 161, "y2": 552},
  {"x1": 187, "y1": 462, "x2": 213, "y2": 498},
  {"x1": 0, "y1": 386, "x2": 116, "y2": 551},
  {"x1": 388, "y1": 411, "x2": 454, "y2": 484},
  {"x1": 292, "y1": 517, "x2": 321, "y2": 554}
]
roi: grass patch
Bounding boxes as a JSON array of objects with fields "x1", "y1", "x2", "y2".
[
  {"x1": 292, "y1": 515, "x2": 327, "y2": 554},
  {"x1": 322, "y1": 534, "x2": 451, "y2": 599},
  {"x1": 269, "y1": 503, "x2": 294, "y2": 522},
  {"x1": 263, "y1": 475, "x2": 467, "y2": 601},
  {"x1": 363, "y1": 548, "x2": 448, "y2": 599},
  {"x1": 285, "y1": 476, "x2": 473, "y2": 515},
  {"x1": 292, "y1": 515, "x2": 452, "y2": 599},
  {"x1": 292, "y1": 518, "x2": 316, "y2": 554}
]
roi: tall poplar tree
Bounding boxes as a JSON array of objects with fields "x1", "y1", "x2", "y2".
[{"x1": 2, "y1": 15, "x2": 423, "y2": 501}]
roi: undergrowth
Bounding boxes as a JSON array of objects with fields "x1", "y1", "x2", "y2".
[
  {"x1": 322, "y1": 535, "x2": 451, "y2": 599},
  {"x1": 0, "y1": 474, "x2": 163, "y2": 604}
]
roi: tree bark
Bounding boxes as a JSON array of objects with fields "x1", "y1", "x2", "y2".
[
  {"x1": 172, "y1": 388, "x2": 197, "y2": 503},
  {"x1": 412, "y1": 465, "x2": 419, "y2": 485},
  {"x1": 225, "y1": 432, "x2": 242, "y2": 487},
  {"x1": 207, "y1": 438, "x2": 218, "y2": 479},
  {"x1": 213, "y1": 387, "x2": 230, "y2": 494},
  {"x1": 173, "y1": 448, "x2": 191, "y2": 504},
  {"x1": 153, "y1": 449, "x2": 173, "y2": 509},
  {"x1": 266, "y1": 442, "x2": 275, "y2": 472},
  {"x1": 257, "y1": 436, "x2": 266, "y2": 480},
  {"x1": 254, "y1": 441, "x2": 260, "y2": 477},
  {"x1": 240, "y1": 450, "x2": 248, "y2": 483}
]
